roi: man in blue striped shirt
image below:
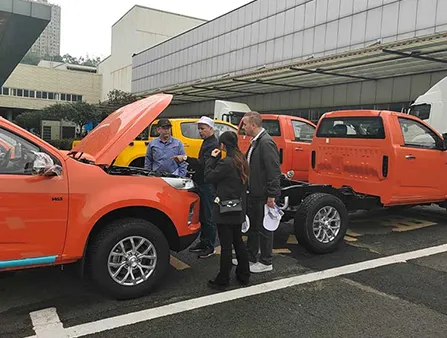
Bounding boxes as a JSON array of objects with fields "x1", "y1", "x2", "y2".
[{"x1": 144, "y1": 119, "x2": 187, "y2": 177}]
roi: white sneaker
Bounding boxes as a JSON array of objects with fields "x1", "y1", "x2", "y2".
[
  {"x1": 232, "y1": 259, "x2": 255, "y2": 266},
  {"x1": 250, "y1": 262, "x2": 273, "y2": 273}
]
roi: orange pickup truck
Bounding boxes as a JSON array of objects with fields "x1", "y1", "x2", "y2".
[
  {"x1": 238, "y1": 114, "x2": 316, "y2": 181},
  {"x1": 277, "y1": 109, "x2": 447, "y2": 254},
  {"x1": 0, "y1": 94, "x2": 200, "y2": 300}
]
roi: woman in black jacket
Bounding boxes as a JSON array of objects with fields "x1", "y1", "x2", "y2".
[{"x1": 204, "y1": 131, "x2": 250, "y2": 290}]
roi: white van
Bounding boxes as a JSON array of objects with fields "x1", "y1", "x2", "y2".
[{"x1": 408, "y1": 76, "x2": 447, "y2": 136}]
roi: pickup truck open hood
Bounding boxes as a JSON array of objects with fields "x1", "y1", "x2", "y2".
[{"x1": 70, "y1": 94, "x2": 172, "y2": 165}]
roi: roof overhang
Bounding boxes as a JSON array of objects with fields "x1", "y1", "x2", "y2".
[
  {"x1": 140, "y1": 32, "x2": 447, "y2": 105},
  {"x1": 0, "y1": 0, "x2": 51, "y2": 86}
]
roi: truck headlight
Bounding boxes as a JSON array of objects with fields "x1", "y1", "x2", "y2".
[{"x1": 161, "y1": 177, "x2": 195, "y2": 190}]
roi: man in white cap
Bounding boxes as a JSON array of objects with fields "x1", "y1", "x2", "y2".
[{"x1": 173, "y1": 116, "x2": 219, "y2": 258}]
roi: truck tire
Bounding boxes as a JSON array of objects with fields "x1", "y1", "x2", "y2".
[
  {"x1": 89, "y1": 218, "x2": 170, "y2": 300},
  {"x1": 294, "y1": 193, "x2": 348, "y2": 254}
]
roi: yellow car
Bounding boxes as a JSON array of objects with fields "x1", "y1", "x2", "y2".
[{"x1": 72, "y1": 118, "x2": 237, "y2": 167}]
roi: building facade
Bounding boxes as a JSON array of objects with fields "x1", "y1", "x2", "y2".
[
  {"x1": 0, "y1": 61, "x2": 102, "y2": 120},
  {"x1": 29, "y1": 0, "x2": 61, "y2": 57},
  {"x1": 131, "y1": 0, "x2": 447, "y2": 121},
  {"x1": 98, "y1": 5, "x2": 206, "y2": 101}
]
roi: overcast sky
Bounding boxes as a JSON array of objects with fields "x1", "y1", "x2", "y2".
[{"x1": 48, "y1": 0, "x2": 253, "y2": 59}]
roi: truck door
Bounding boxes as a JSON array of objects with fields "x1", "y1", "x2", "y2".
[
  {"x1": 394, "y1": 117, "x2": 447, "y2": 203},
  {"x1": 291, "y1": 119, "x2": 316, "y2": 181},
  {"x1": 262, "y1": 118, "x2": 284, "y2": 166},
  {"x1": 0, "y1": 127, "x2": 68, "y2": 265}
]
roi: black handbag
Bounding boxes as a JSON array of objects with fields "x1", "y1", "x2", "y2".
[{"x1": 218, "y1": 198, "x2": 243, "y2": 214}]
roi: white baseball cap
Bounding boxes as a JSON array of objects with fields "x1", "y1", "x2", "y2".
[{"x1": 196, "y1": 116, "x2": 215, "y2": 128}]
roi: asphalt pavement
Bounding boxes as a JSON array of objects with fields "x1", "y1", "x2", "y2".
[{"x1": 2, "y1": 205, "x2": 447, "y2": 338}]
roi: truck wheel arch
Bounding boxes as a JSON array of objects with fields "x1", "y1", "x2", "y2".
[
  {"x1": 83, "y1": 206, "x2": 180, "y2": 264},
  {"x1": 129, "y1": 157, "x2": 145, "y2": 168}
]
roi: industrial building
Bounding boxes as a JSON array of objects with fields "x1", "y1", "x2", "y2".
[
  {"x1": 132, "y1": 0, "x2": 447, "y2": 122},
  {"x1": 99, "y1": 5, "x2": 206, "y2": 101},
  {"x1": 0, "y1": 61, "x2": 102, "y2": 120}
]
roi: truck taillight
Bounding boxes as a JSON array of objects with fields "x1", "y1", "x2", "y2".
[
  {"x1": 311, "y1": 151, "x2": 316, "y2": 169},
  {"x1": 382, "y1": 155, "x2": 389, "y2": 178}
]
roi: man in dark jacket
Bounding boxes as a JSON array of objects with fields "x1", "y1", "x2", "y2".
[
  {"x1": 240, "y1": 111, "x2": 281, "y2": 273},
  {"x1": 173, "y1": 116, "x2": 219, "y2": 258}
]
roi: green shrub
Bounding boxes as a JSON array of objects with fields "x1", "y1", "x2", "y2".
[{"x1": 48, "y1": 138, "x2": 78, "y2": 150}]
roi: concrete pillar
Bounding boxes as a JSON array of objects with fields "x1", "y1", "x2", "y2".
[{"x1": 6, "y1": 111, "x2": 13, "y2": 121}]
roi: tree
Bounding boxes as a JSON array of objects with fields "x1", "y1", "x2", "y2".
[
  {"x1": 98, "y1": 90, "x2": 138, "y2": 117},
  {"x1": 15, "y1": 102, "x2": 102, "y2": 136},
  {"x1": 14, "y1": 111, "x2": 43, "y2": 131}
]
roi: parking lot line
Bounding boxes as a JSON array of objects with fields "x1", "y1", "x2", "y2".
[
  {"x1": 30, "y1": 307, "x2": 68, "y2": 338},
  {"x1": 169, "y1": 255, "x2": 190, "y2": 270},
  {"x1": 287, "y1": 235, "x2": 298, "y2": 244},
  {"x1": 23, "y1": 242, "x2": 447, "y2": 338}
]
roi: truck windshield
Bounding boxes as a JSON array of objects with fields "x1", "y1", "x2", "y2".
[
  {"x1": 316, "y1": 116, "x2": 385, "y2": 139},
  {"x1": 229, "y1": 112, "x2": 245, "y2": 126},
  {"x1": 408, "y1": 103, "x2": 431, "y2": 120}
]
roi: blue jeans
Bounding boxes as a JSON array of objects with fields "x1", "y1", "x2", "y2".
[{"x1": 198, "y1": 183, "x2": 216, "y2": 248}]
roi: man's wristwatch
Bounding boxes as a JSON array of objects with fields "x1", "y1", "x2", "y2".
[{"x1": 183, "y1": 155, "x2": 187, "y2": 161}]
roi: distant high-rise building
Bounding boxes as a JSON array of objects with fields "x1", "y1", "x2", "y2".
[{"x1": 29, "y1": 0, "x2": 61, "y2": 57}]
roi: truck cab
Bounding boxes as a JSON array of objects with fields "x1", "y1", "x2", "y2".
[
  {"x1": 277, "y1": 109, "x2": 447, "y2": 255},
  {"x1": 1, "y1": 95, "x2": 201, "y2": 300},
  {"x1": 408, "y1": 76, "x2": 447, "y2": 136},
  {"x1": 238, "y1": 114, "x2": 316, "y2": 181},
  {"x1": 213, "y1": 100, "x2": 252, "y2": 126}
]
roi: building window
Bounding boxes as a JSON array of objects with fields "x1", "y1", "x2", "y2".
[
  {"x1": 2, "y1": 87, "x2": 8, "y2": 95},
  {"x1": 48, "y1": 92, "x2": 54, "y2": 100},
  {"x1": 42, "y1": 92, "x2": 48, "y2": 99},
  {"x1": 66, "y1": 94, "x2": 71, "y2": 101},
  {"x1": 61, "y1": 93, "x2": 66, "y2": 101},
  {"x1": 36, "y1": 91, "x2": 42, "y2": 99},
  {"x1": 24, "y1": 90, "x2": 29, "y2": 98},
  {"x1": 30, "y1": 90, "x2": 35, "y2": 98}
]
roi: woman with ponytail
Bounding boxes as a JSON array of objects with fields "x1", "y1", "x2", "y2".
[{"x1": 204, "y1": 131, "x2": 250, "y2": 290}]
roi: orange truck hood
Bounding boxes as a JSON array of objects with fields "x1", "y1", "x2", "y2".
[{"x1": 70, "y1": 94, "x2": 172, "y2": 165}]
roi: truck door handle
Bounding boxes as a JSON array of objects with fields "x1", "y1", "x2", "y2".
[
  {"x1": 405, "y1": 155, "x2": 416, "y2": 160},
  {"x1": 184, "y1": 143, "x2": 189, "y2": 147},
  {"x1": 295, "y1": 147, "x2": 303, "y2": 151}
]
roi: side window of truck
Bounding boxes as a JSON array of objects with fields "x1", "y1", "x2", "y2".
[
  {"x1": 398, "y1": 118, "x2": 440, "y2": 150},
  {"x1": 292, "y1": 121, "x2": 315, "y2": 143},
  {"x1": 263, "y1": 120, "x2": 281, "y2": 136},
  {"x1": 0, "y1": 128, "x2": 41, "y2": 175}
]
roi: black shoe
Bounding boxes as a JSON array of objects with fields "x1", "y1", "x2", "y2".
[
  {"x1": 189, "y1": 242, "x2": 207, "y2": 253},
  {"x1": 207, "y1": 280, "x2": 229, "y2": 291},
  {"x1": 236, "y1": 276, "x2": 250, "y2": 286},
  {"x1": 198, "y1": 246, "x2": 215, "y2": 259}
]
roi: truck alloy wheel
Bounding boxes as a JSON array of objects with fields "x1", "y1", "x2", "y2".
[
  {"x1": 294, "y1": 193, "x2": 348, "y2": 254},
  {"x1": 89, "y1": 218, "x2": 170, "y2": 300},
  {"x1": 107, "y1": 236, "x2": 157, "y2": 287}
]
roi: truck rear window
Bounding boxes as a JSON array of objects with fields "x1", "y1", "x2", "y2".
[{"x1": 316, "y1": 116, "x2": 385, "y2": 139}]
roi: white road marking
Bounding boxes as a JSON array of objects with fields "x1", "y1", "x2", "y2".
[
  {"x1": 29, "y1": 307, "x2": 68, "y2": 338},
  {"x1": 24, "y1": 243, "x2": 447, "y2": 338}
]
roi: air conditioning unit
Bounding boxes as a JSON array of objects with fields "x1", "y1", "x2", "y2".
[{"x1": 41, "y1": 120, "x2": 77, "y2": 141}]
